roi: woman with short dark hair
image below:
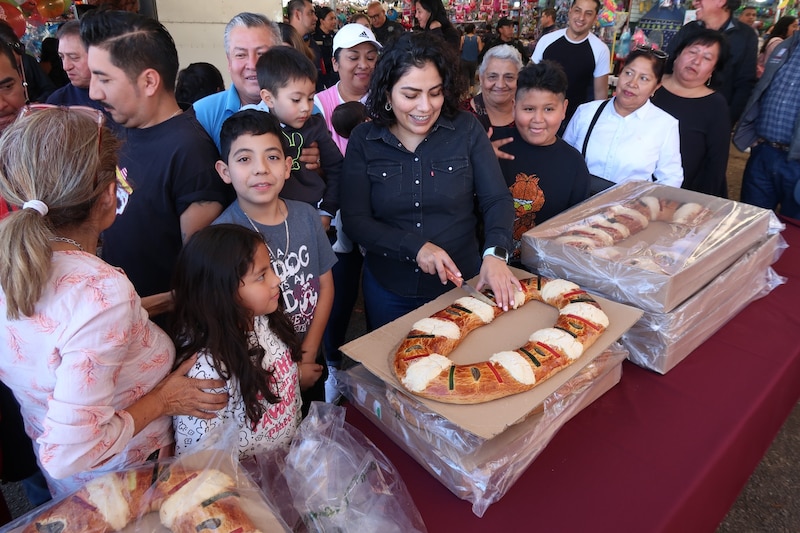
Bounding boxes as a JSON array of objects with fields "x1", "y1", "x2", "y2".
[
  {"x1": 653, "y1": 29, "x2": 730, "y2": 196},
  {"x1": 341, "y1": 32, "x2": 519, "y2": 329}
]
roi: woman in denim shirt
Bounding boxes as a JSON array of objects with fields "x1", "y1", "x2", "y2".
[{"x1": 341, "y1": 32, "x2": 519, "y2": 330}]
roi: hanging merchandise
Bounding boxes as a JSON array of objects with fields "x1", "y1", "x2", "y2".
[
  {"x1": 617, "y1": 24, "x2": 631, "y2": 58},
  {"x1": 598, "y1": 0, "x2": 617, "y2": 27}
]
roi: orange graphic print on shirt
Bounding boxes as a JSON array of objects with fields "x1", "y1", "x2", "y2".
[{"x1": 510, "y1": 173, "x2": 545, "y2": 247}]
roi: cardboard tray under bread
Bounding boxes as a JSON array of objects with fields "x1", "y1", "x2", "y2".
[
  {"x1": 338, "y1": 346, "x2": 627, "y2": 517},
  {"x1": 520, "y1": 181, "x2": 776, "y2": 313},
  {"x1": 340, "y1": 267, "x2": 643, "y2": 440}
]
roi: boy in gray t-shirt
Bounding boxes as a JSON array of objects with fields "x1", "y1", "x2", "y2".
[{"x1": 213, "y1": 109, "x2": 336, "y2": 414}]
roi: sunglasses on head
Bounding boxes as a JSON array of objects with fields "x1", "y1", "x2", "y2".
[
  {"x1": 633, "y1": 44, "x2": 669, "y2": 60},
  {"x1": 17, "y1": 104, "x2": 133, "y2": 215}
]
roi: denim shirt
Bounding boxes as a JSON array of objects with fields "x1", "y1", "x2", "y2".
[{"x1": 341, "y1": 111, "x2": 513, "y2": 299}]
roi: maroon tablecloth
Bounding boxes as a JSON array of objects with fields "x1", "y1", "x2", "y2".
[{"x1": 345, "y1": 220, "x2": 800, "y2": 533}]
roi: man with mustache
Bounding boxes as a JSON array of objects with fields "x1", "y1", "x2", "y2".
[{"x1": 82, "y1": 10, "x2": 229, "y2": 303}]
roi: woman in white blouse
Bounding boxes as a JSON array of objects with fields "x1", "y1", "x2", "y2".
[{"x1": 563, "y1": 46, "x2": 684, "y2": 189}]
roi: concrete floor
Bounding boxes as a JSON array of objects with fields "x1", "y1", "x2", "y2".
[{"x1": 2, "y1": 145, "x2": 798, "y2": 531}]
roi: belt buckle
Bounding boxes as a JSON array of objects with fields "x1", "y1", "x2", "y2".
[{"x1": 760, "y1": 138, "x2": 790, "y2": 152}]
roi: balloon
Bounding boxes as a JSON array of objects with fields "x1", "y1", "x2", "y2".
[
  {"x1": 35, "y1": 0, "x2": 64, "y2": 20},
  {"x1": 0, "y1": 2, "x2": 26, "y2": 38}
]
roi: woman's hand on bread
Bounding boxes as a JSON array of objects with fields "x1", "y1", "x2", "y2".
[{"x1": 476, "y1": 257, "x2": 522, "y2": 311}]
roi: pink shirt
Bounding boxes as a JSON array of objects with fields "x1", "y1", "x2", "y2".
[
  {"x1": 314, "y1": 83, "x2": 368, "y2": 155},
  {"x1": 0, "y1": 251, "x2": 174, "y2": 497}
]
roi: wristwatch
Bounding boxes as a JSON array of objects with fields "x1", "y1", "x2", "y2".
[{"x1": 482, "y1": 246, "x2": 509, "y2": 264}]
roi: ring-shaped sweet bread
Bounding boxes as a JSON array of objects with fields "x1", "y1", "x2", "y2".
[
  {"x1": 393, "y1": 276, "x2": 609, "y2": 404},
  {"x1": 555, "y1": 195, "x2": 709, "y2": 250}
]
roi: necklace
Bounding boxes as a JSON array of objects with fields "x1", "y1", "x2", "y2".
[
  {"x1": 241, "y1": 205, "x2": 290, "y2": 260},
  {"x1": 50, "y1": 236, "x2": 84, "y2": 252}
]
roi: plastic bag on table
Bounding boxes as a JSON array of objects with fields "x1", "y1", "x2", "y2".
[
  {"x1": 283, "y1": 402, "x2": 426, "y2": 533},
  {"x1": 242, "y1": 447, "x2": 304, "y2": 531},
  {"x1": 2, "y1": 408, "x2": 291, "y2": 532}
]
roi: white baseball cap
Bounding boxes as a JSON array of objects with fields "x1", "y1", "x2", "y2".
[{"x1": 332, "y1": 23, "x2": 382, "y2": 56}]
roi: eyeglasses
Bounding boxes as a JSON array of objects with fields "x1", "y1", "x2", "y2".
[
  {"x1": 17, "y1": 104, "x2": 133, "y2": 214},
  {"x1": 633, "y1": 44, "x2": 669, "y2": 60},
  {"x1": 368, "y1": 13, "x2": 381, "y2": 19}
]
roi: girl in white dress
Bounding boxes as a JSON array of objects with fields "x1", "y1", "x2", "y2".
[{"x1": 171, "y1": 224, "x2": 303, "y2": 458}]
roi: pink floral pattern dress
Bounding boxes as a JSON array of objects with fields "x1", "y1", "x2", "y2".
[{"x1": 0, "y1": 251, "x2": 175, "y2": 498}]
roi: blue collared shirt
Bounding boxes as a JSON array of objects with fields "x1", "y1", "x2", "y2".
[
  {"x1": 341, "y1": 111, "x2": 513, "y2": 299},
  {"x1": 193, "y1": 85, "x2": 324, "y2": 151},
  {"x1": 192, "y1": 84, "x2": 244, "y2": 151},
  {"x1": 757, "y1": 39, "x2": 800, "y2": 144}
]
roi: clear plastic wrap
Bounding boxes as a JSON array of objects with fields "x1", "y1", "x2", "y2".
[
  {"x1": 0, "y1": 449, "x2": 291, "y2": 533},
  {"x1": 622, "y1": 234, "x2": 788, "y2": 374},
  {"x1": 281, "y1": 403, "x2": 427, "y2": 533},
  {"x1": 521, "y1": 181, "x2": 778, "y2": 313},
  {"x1": 338, "y1": 344, "x2": 628, "y2": 517}
]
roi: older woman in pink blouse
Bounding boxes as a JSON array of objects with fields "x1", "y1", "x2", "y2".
[{"x1": 0, "y1": 108, "x2": 227, "y2": 498}]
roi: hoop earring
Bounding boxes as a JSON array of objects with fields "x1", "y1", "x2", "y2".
[{"x1": 385, "y1": 102, "x2": 392, "y2": 111}]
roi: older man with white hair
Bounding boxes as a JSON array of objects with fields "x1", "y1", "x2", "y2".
[
  {"x1": 193, "y1": 12, "x2": 321, "y2": 167},
  {"x1": 193, "y1": 12, "x2": 281, "y2": 149}
]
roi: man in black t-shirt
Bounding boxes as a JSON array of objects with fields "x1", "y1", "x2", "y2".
[
  {"x1": 531, "y1": 0, "x2": 610, "y2": 127},
  {"x1": 82, "y1": 11, "x2": 229, "y2": 300}
]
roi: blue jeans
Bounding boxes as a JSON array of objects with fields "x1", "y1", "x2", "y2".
[
  {"x1": 741, "y1": 143, "x2": 800, "y2": 218},
  {"x1": 362, "y1": 263, "x2": 433, "y2": 331},
  {"x1": 22, "y1": 470, "x2": 52, "y2": 507}
]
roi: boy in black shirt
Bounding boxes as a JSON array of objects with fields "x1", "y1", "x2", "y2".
[{"x1": 493, "y1": 60, "x2": 591, "y2": 261}]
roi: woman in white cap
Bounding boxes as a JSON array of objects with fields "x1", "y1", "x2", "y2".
[
  {"x1": 314, "y1": 23, "x2": 382, "y2": 154},
  {"x1": 0, "y1": 107, "x2": 227, "y2": 498}
]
